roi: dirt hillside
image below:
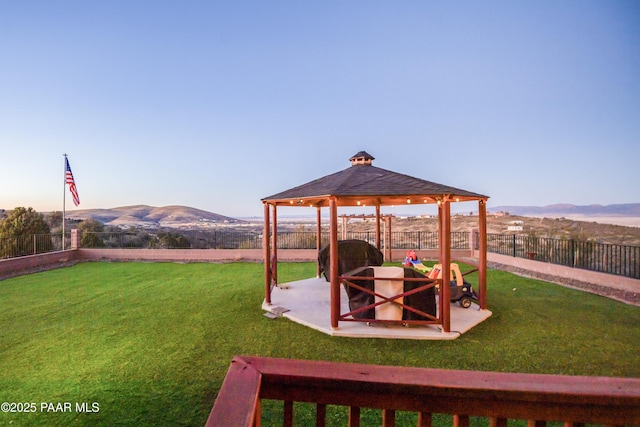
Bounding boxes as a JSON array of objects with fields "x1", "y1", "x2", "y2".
[{"x1": 345, "y1": 214, "x2": 640, "y2": 246}]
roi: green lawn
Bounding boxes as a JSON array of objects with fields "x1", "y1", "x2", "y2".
[{"x1": 0, "y1": 261, "x2": 638, "y2": 426}]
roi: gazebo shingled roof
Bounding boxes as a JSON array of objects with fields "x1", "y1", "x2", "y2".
[
  {"x1": 261, "y1": 150, "x2": 489, "y2": 333},
  {"x1": 262, "y1": 153, "x2": 487, "y2": 204}
]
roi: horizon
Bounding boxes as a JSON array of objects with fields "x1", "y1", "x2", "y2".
[
  {"x1": 2, "y1": 201, "x2": 640, "y2": 217},
  {"x1": 2, "y1": 2, "x2": 639, "y2": 217},
  {"x1": 4, "y1": 201, "x2": 639, "y2": 223},
  {"x1": 3, "y1": 202, "x2": 640, "y2": 228}
]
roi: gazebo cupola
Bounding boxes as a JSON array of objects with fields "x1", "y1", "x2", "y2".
[{"x1": 349, "y1": 151, "x2": 375, "y2": 166}]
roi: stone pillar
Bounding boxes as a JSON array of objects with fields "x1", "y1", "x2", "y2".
[
  {"x1": 71, "y1": 229, "x2": 81, "y2": 250},
  {"x1": 469, "y1": 228, "x2": 479, "y2": 258}
]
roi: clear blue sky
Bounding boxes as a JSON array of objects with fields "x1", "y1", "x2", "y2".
[{"x1": 2, "y1": 1, "x2": 639, "y2": 218}]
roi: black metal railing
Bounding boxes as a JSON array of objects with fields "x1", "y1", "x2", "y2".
[
  {"x1": 4, "y1": 230, "x2": 639, "y2": 280},
  {"x1": 80, "y1": 231, "x2": 263, "y2": 250},
  {"x1": 391, "y1": 230, "x2": 469, "y2": 249},
  {"x1": 486, "y1": 233, "x2": 640, "y2": 279},
  {"x1": 80, "y1": 231, "x2": 469, "y2": 251},
  {"x1": 0, "y1": 234, "x2": 66, "y2": 259}
]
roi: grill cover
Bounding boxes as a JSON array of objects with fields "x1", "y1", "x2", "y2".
[{"x1": 318, "y1": 239, "x2": 384, "y2": 281}]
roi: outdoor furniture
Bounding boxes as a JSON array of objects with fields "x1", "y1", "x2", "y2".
[{"x1": 343, "y1": 266, "x2": 436, "y2": 321}]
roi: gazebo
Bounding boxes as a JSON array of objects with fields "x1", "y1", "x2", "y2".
[{"x1": 261, "y1": 151, "x2": 489, "y2": 333}]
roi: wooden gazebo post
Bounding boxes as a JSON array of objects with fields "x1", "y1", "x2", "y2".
[
  {"x1": 329, "y1": 197, "x2": 340, "y2": 329},
  {"x1": 263, "y1": 202, "x2": 271, "y2": 305},
  {"x1": 271, "y1": 204, "x2": 278, "y2": 287},
  {"x1": 478, "y1": 199, "x2": 488, "y2": 309},
  {"x1": 440, "y1": 198, "x2": 452, "y2": 333},
  {"x1": 386, "y1": 215, "x2": 392, "y2": 262},
  {"x1": 375, "y1": 205, "x2": 381, "y2": 250},
  {"x1": 316, "y1": 206, "x2": 322, "y2": 278}
]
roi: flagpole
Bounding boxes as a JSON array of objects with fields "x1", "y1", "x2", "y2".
[{"x1": 63, "y1": 153, "x2": 67, "y2": 250}]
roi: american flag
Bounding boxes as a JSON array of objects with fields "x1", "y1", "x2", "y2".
[{"x1": 65, "y1": 157, "x2": 80, "y2": 206}]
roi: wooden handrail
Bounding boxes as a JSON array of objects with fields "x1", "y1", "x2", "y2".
[
  {"x1": 206, "y1": 356, "x2": 261, "y2": 426},
  {"x1": 206, "y1": 356, "x2": 640, "y2": 426}
]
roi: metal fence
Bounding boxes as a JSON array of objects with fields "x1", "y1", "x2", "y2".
[
  {"x1": 79, "y1": 231, "x2": 264, "y2": 249},
  {"x1": 391, "y1": 231, "x2": 469, "y2": 250},
  {"x1": 486, "y1": 233, "x2": 640, "y2": 279},
  {"x1": 4, "y1": 230, "x2": 639, "y2": 280},
  {"x1": 77, "y1": 231, "x2": 470, "y2": 250},
  {"x1": 0, "y1": 234, "x2": 66, "y2": 259}
]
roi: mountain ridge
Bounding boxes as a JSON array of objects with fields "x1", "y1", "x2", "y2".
[
  {"x1": 65, "y1": 205, "x2": 243, "y2": 228},
  {"x1": 4, "y1": 203, "x2": 638, "y2": 228}
]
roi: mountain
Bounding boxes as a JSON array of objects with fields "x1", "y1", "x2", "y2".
[
  {"x1": 490, "y1": 203, "x2": 640, "y2": 217},
  {"x1": 66, "y1": 205, "x2": 244, "y2": 228}
]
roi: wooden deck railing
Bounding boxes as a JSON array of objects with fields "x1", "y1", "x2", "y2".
[{"x1": 206, "y1": 356, "x2": 640, "y2": 427}]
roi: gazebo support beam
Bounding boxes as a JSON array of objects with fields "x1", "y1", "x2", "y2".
[
  {"x1": 263, "y1": 203, "x2": 271, "y2": 305},
  {"x1": 440, "y1": 199, "x2": 451, "y2": 333},
  {"x1": 375, "y1": 205, "x2": 381, "y2": 250},
  {"x1": 271, "y1": 204, "x2": 278, "y2": 287},
  {"x1": 316, "y1": 206, "x2": 322, "y2": 278},
  {"x1": 479, "y1": 200, "x2": 487, "y2": 309},
  {"x1": 330, "y1": 198, "x2": 339, "y2": 329},
  {"x1": 386, "y1": 216, "x2": 392, "y2": 262}
]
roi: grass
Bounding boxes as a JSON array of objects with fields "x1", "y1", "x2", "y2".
[{"x1": 0, "y1": 261, "x2": 638, "y2": 426}]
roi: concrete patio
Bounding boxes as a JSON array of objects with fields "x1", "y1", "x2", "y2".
[{"x1": 262, "y1": 276, "x2": 492, "y2": 340}]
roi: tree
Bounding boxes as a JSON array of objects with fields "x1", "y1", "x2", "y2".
[
  {"x1": 148, "y1": 231, "x2": 191, "y2": 249},
  {"x1": 0, "y1": 207, "x2": 53, "y2": 257},
  {"x1": 78, "y1": 219, "x2": 106, "y2": 248},
  {"x1": 0, "y1": 207, "x2": 51, "y2": 236},
  {"x1": 46, "y1": 211, "x2": 63, "y2": 233}
]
